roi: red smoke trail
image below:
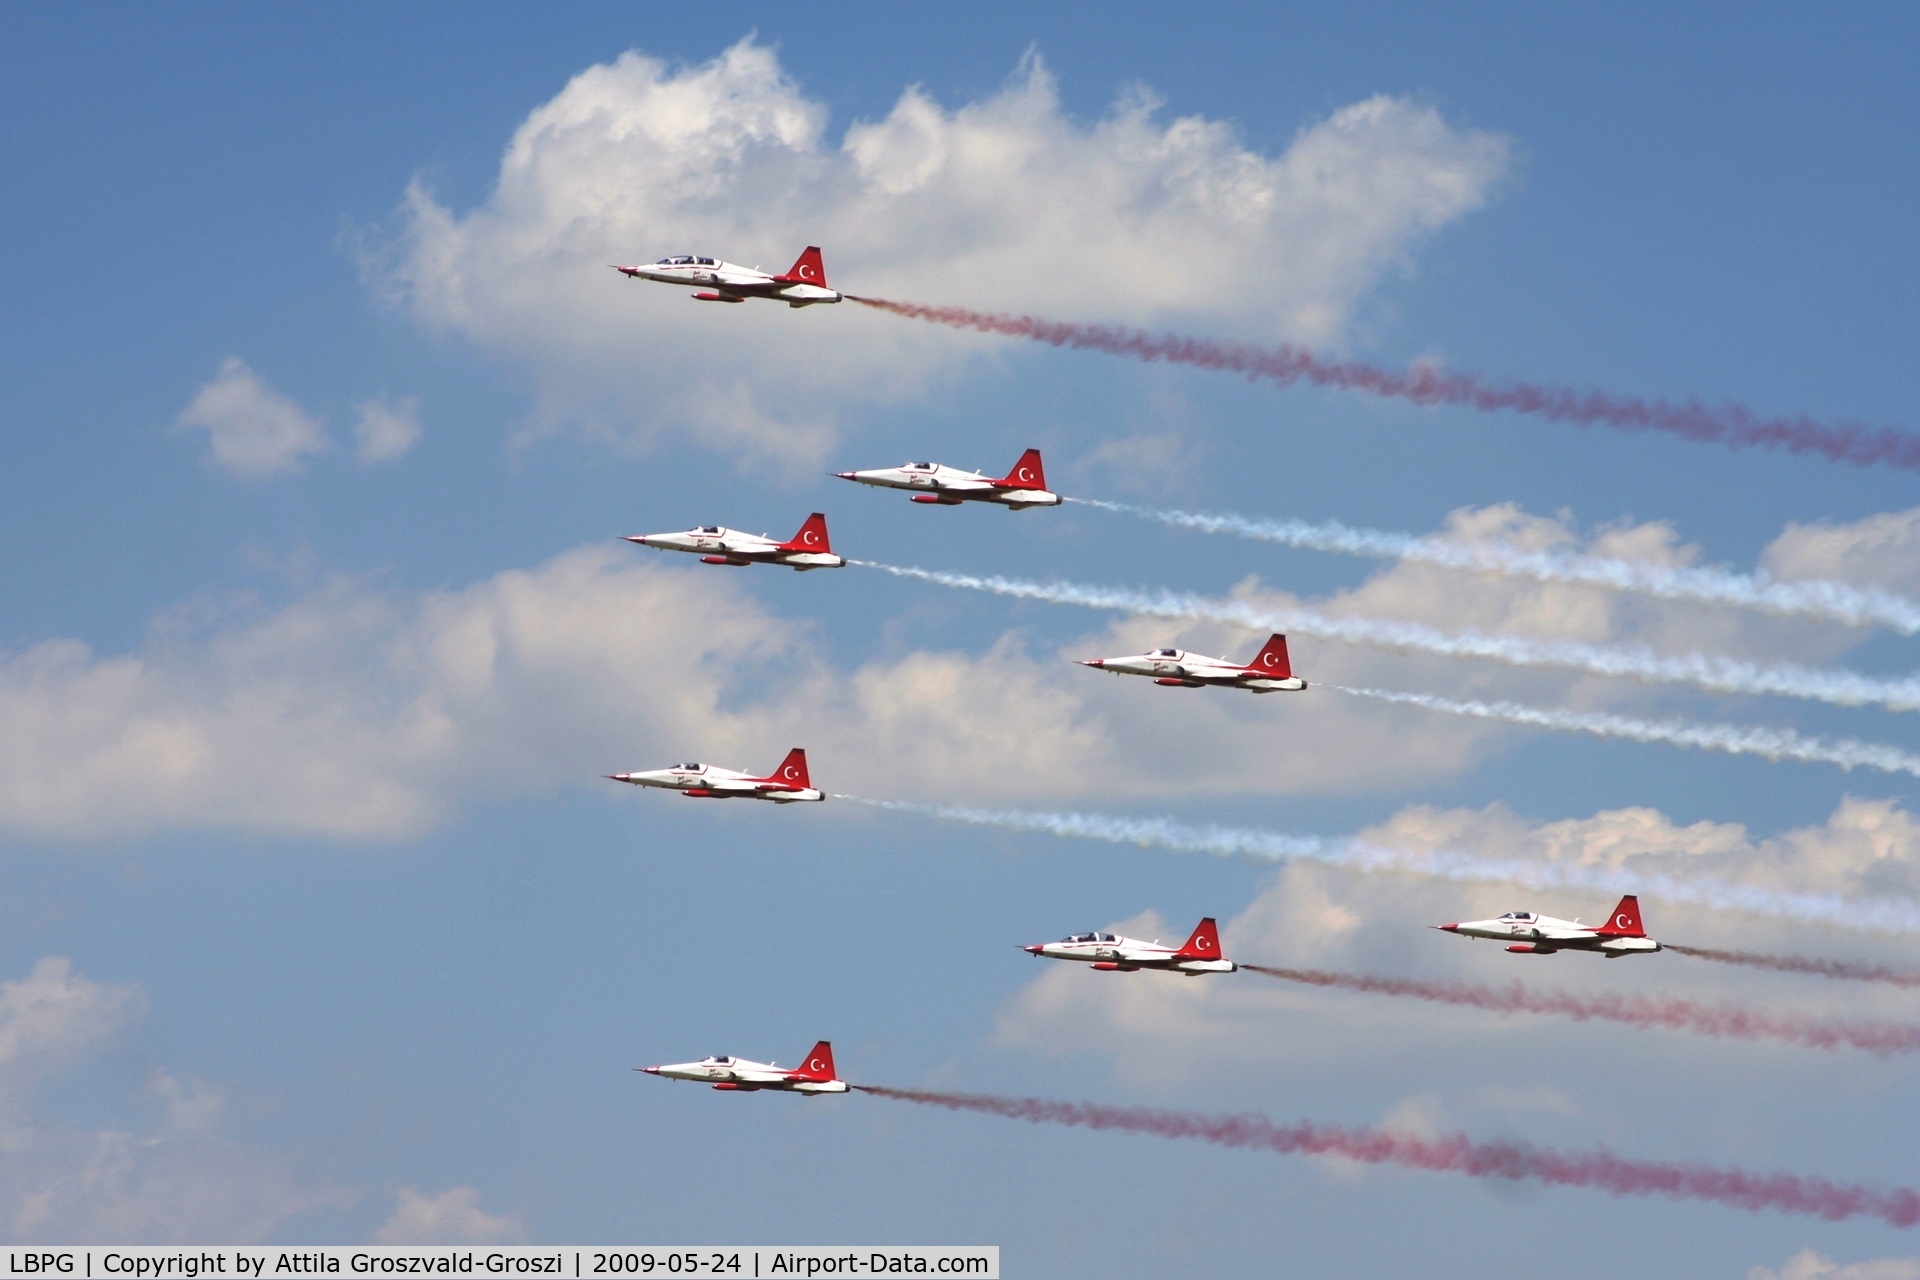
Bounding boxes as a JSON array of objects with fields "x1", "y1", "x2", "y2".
[
  {"x1": 1668, "y1": 945, "x2": 1920, "y2": 989},
  {"x1": 1240, "y1": 964, "x2": 1920, "y2": 1055},
  {"x1": 858, "y1": 1085, "x2": 1920, "y2": 1225},
  {"x1": 847, "y1": 297, "x2": 1919, "y2": 471}
]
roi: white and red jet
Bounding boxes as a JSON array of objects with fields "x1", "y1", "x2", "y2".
[
  {"x1": 835, "y1": 449, "x2": 1061, "y2": 510},
  {"x1": 1434, "y1": 895, "x2": 1662, "y2": 958},
  {"x1": 611, "y1": 247, "x2": 842, "y2": 307},
  {"x1": 1024, "y1": 917, "x2": 1237, "y2": 976},
  {"x1": 607, "y1": 748, "x2": 825, "y2": 803},
  {"x1": 1078, "y1": 633, "x2": 1307, "y2": 692},
  {"x1": 626, "y1": 512, "x2": 845, "y2": 571},
  {"x1": 638, "y1": 1040, "x2": 848, "y2": 1094}
]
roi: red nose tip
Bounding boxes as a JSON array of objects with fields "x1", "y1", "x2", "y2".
[
  {"x1": 1434, "y1": 924, "x2": 1460, "y2": 932},
  {"x1": 1078, "y1": 659, "x2": 1104, "y2": 668},
  {"x1": 1022, "y1": 945, "x2": 1043, "y2": 954},
  {"x1": 640, "y1": 1066, "x2": 660, "y2": 1074}
]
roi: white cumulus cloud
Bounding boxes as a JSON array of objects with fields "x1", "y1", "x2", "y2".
[
  {"x1": 0, "y1": 958, "x2": 345, "y2": 1242},
  {"x1": 1750, "y1": 1251, "x2": 1920, "y2": 1280},
  {"x1": 15, "y1": 491, "x2": 1920, "y2": 842},
  {"x1": 381, "y1": 39, "x2": 1509, "y2": 464},
  {"x1": 374, "y1": 1186, "x2": 525, "y2": 1245},
  {"x1": 354, "y1": 395, "x2": 423, "y2": 463},
  {"x1": 0, "y1": 541, "x2": 1515, "y2": 841},
  {"x1": 176, "y1": 357, "x2": 329, "y2": 479}
]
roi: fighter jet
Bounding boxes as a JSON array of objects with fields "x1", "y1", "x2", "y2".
[
  {"x1": 834, "y1": 449, "x2": 1061, "y2": 509},
  {"x1": 1023, "y1": 917, "x2": 1237, "y2": 976},
  {"x1": 625, "y1": 513, "x2": 845, "y2": 571},
  {"x1": 1077, "y1": 634, "x2": 1306, "y2": 692},
  {"x1": 611, "y1": 247, "x2": 842, "y2": 307},
  {"x1": 607, "y1": 748, "x2": 825, "y2": 803},
  {"x1": 1433, "y1": 895, "x2": 1662, "y2": 957},
  {"x1": 638, "y1": 1040, "x2": 848, "y2": 1094}
]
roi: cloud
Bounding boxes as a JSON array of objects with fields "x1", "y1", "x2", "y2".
[
  {"x1": 1764, "y1": 507, "x2": 1920, "y2": 597},
  {"x1": 374, "y1": 1186, "x2": 525, "y2": 1245},
  {"x1": 381, "y1": 39, "x2": 1509, "y2": 464},
  {"x1": 1361, "y1": 792, "x2": 1920, "y2": 906},
  {"x1": 0, "y1": 958, "x2": 344, "y2": 1242},
  {"x1": 354, "y1": 396, "x2": 423, "y2": 463},
  {"x1": 1749, "y1": 1251, "x2": 1920, "y2": 1280},
  {"x1": 2, "y1": 537, "x2": 1540, "y2": 841},
  {"x1": 176, "y1": 357, "x2": 329, "y2": 479},
  {"x1": 15, "y1": 490, "x2": 1916, "y2": 842},
  {"x1": 0, "y1": 958, "x2": 140, "y2": 1126}
]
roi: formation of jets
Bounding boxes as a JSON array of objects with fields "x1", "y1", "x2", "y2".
[
  {"x1": 1435, "y1": 895, "x2": 1662, "y2": 957},
  {"x1": 613, "y1": 246, "x2": 842, "y2": 307},
  {"x1": 613, "y1": 244, "x2": 1675, "y2": 1098}
]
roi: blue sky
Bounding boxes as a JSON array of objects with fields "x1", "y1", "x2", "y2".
[{"x1": 3, "y1": 2, "x2": 1920, "y2": 1272}]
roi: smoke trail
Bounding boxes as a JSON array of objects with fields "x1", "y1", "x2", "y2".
[
  {"x1": 849, "y1": 559, "x2": 1920, "y2": 713},
  {"x1": 1239, "y1": 966, "x2": 1920, "y2": 1055},
  {"x1": 833, "y1": 796, "x2": 1920, "y2": 936},
  {"x1": 857, "y1": 1086, "x2": 1920, "y2": 1225},
  {"x1": 1329, "y1": 685, "x2": 1920, "y2": 778},
  {"x1": 848, "y1": 297, "x2": 1920, "y2": 472},
  {"x1": 1669, "y1": 945, "x2": 1920, "y2": 989},
  {"x1": 1068, "y1": 497, "x2": 1920, "y2": 635}
]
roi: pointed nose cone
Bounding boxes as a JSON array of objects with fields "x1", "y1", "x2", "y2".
[
  {"x1": 606, "y1": 774, "x2": 632, "y2": 784},
  {"x1": 1022, "y1": 944, "x2": 1043, "y2": 955},
  {"x1": 623, "y1": 535, "x2": 650, "y2": 546},
  {"x1": 833, "y1": 471, "x2": 857, "y2": 480},
  {"x1": 1433, "y1": 924, "x2": 1460, "y2": 932},
  {"x1": 1078, "y1": 659, "x2": 1105, "y2": 668},
  {"x1": 640, "y1": 1065, "x2": 661, "y2": 1075}
]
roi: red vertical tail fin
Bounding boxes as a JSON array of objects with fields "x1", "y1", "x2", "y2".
[
  {"x1": 1174, "y1": 917, "x2": 1224, "y2": 959},
  {"x1": 768, "y1": 748, "x2": 811, "y2": 789},
  {"x1": 791, "y1": 1040, "x2": 837, "y2": 1081},
  {"x1": 780, "y1": 246, "x2": 827, "y2": 286},
  {"x1": 996, "y1": 448, "x2": 1047, "y2": 491},
  {"x1": 1597, "y1": 895, "x2": 1646, "y2": 937},
  {"x1": 1246, "y1": 634, "x2": 1293, "y2": 678},
  {"x1": 781, "y1": 513, "x2": 832, "y2": 553}
]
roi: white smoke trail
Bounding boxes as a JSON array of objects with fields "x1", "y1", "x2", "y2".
[
  {"x1": 833, "y1": 796, "x2": 1920, "y2": 936},
  {"x1": 848, "y1": 560, "x2": 1920, "y2": 713},
  {"x1": 1330, "y1": 685, "x2": 1920, "y2": 777},
  {"x1": 1067, "y1": 498, "x2": 1920, "y2": 635}
]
